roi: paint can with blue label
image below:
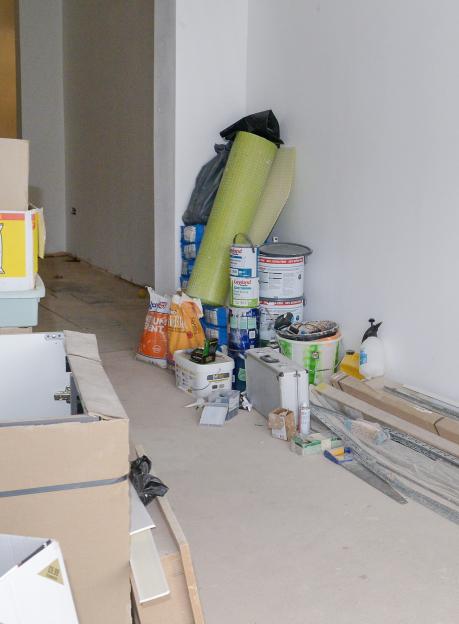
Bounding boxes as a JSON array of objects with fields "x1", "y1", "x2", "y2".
[
  {"x1": 229, "y1": 348, "x2": 246, "y2": 392},
  {"x1": 229, "y1": 307, "x2": 259, "y2": 351},
  {"x1": 230, "y1": 234, "x2": 258, "y2": 279}
]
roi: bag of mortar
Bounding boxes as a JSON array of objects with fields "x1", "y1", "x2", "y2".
[
  {"x1": 168, "y1": 292, "x2": 206, "y2": 358},
  {"x1": 136, "y1": 288, "x2": 171, "y2": 368}
]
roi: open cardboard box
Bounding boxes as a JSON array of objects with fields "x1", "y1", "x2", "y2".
[
  {"x1": 0, "y1": 331, "x2": 130, "y2": 623},
  {"x1": 0, "y1": 534, "x2": 79, "y2": 623}
]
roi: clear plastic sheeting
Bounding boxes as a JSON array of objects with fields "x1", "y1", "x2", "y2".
[{"x1": 310, "y1": 388, "x2": 459, "y2": 524}]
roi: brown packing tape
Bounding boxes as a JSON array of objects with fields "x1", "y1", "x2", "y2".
[{"x1": 436, "y1": 418, "x2": 459, "y2": 445}]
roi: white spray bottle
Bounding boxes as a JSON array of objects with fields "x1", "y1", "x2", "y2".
[{"x1": 359, "y1": 318, "x2": 384, "y2": 379}]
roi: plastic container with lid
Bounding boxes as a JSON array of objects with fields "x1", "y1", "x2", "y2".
[{"x1": 0, "y1": 274, "x2": 45, "y2": 327}]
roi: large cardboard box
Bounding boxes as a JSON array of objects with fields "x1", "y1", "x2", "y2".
[
  {"x1": 0, "y1": 534, "x2": 79, "y2": 623},
  {"x1": 0, "y1": 331, "x2": 131, "y2": 623},
  {"x1": 0, "y1": 138, "x2": 29, "y2": 212}
]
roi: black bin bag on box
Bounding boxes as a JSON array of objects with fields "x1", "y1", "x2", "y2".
[
  {"x1": 220, "y1": 110, "x2": 283, "y2": 147},
  {"x1": 182, "y1": 143, "x2": 232, "y2": 225}
]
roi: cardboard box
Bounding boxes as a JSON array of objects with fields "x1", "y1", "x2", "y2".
[
  {"x1": 0, "y1": 138, "x2": 29, "y2": 212},
  {"x1": 0, "y1": 534, "x2": 79, "y2": 623},
  {"x1": 0, "y1": 331, "x2": 131, "y2": 624},
  {"x1": 268, "y1": 407, "x2": 296, "y2": 441},
  {"x1": 0, "y1": 208, "x2": 45, "y2": 291}
]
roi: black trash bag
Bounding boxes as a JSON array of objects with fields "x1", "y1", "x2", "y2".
[
  {"x1": 220, "y1": 110, "x2": 283, "y2": 146},
  {"x1": 129, "y1": 455, "x2": 169, "y2": 505},
  {"x1": 182, "y1": 143, "x2": 232, "y2": 225}
]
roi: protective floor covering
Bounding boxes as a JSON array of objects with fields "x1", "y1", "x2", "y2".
[{"x1": 38, "y1": 257, "x2": 459, "y2": 624}]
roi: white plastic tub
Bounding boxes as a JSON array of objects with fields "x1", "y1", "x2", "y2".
[
  {"x1": 0, "y1": 274, "x2": 45, "y2": 327},
  {"x1": 174, "y1": 349, "x2": 234, "y2": 398}
]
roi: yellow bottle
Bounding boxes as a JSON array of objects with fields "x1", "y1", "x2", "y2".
[{"x1": 339, "y1": 350, "x2": 364, "y2": 380}]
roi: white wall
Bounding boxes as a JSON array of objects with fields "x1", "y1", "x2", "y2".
[
  {"x1": 247, "y1": 0, "x2": 459, "y2": 401},
  {"x1": 63, "y1": 0, "x2": 155, "y2": 285},
  {"x1": 154, "y1": 0, "x2": 248, "y2": 292},
  {"x1": 19, "y1": 0, "x2": 66, "y2": 253}
]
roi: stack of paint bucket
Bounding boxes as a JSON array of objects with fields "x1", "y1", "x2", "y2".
[
  {"x1": 201, "y1": 304, "x2": 229, "y2": 353},
  {"x1": 180, "y1": 224, "x2": 205, "y2": 291},
  {"x1": 258, "y1": 242, "x2": 313, "y2": 346},
  {"x1": 229, "y1": 235, "x2": 260, "y2": 391}
]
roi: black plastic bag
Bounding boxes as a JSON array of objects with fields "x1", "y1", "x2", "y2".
[
  {"x1": 220, "y1": 110, "x2": 283, "y2": 146},
  {"x1": 130, "y1": 455, "x2": 169, "y2": 505},
  {"x1": 182, "y1": 143, "x2": 231, "y2": 225}
]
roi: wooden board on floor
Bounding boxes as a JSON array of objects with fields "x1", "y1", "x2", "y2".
[
  {"x1": 315, "y1": 383, "x2": 459, "y2": 459},
  {"x1": 131, "y1": 444, "x2": 205, "y2": 624},
  {"x1": 337, "y1": 374, "x2": 441, "y2": 433},
  {"x1": 133, "y1": 553, "x2": 194, "y2": 624}
]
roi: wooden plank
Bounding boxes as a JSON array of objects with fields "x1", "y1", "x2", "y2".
[
  {"x1": 337, "y1": 375, "x2": 441, "y2": 433},
  {"x1": 130, "y1": 483, "x2": 155, "y2": 536},
  {"x1": 135, "y1": 444, "x2": 205, "y2": 624},
  {"x1": 132, "y1": 553, "x2": 194, "y2": 624},
  {"x1": 130, "y1": 529, "x2": 170, "y2": 604},
  {"x1": 314, "y1": 383, "x2": 459, "y2": 459}
]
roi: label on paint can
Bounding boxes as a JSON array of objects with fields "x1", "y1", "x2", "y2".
[
  {"x1": 230, "y1": 277, "x2": 259, "y2": 308},
  {"x1": 259, "y1": 255, "x2": 305, "y2": 299},
  {"x1": 230, "y1": 244, "x2": 258, "y2": 278},
  {"x1": 229, "y1": 307, "x2": 259, "y2": 350},
  {"x1": 259, "y1": 298, "x2": 304, "y2": 343}
]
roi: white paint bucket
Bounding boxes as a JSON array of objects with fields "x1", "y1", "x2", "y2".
[
  {"x1": 259, "y1": 297, "x2": 304, "y2": 344},
  {"x1": 259, "y1": 242, "x2": 312, "y2": 300},
  {"x1": 230, "y1": 277, "x2": 259, "y2": 308},
  {"x1": 230, "y1": 234, "x2": 258, "y2": 278},
  {"x1": 276, "y1": 332, "x2": 342, "y2": 385}
]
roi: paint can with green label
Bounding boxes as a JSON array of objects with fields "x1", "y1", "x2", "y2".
[{"x1": 276, "y1": 330, "x2": 341, "y2": 385}]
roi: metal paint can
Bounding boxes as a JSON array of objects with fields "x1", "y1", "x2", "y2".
[
  {"x1": 258, "y1": 242, "x2": 312, "y2": 300},
  {"x1": 259, "y1": 297, "x2": 304, "y2": 345},
  {"x1": 230, "y1": 234, "x2": 258, "y2": 278},
  {"x1": 228, "y1": 348, "x2": 246, "y2": 392},
  {"x1": 229, "y1": 307, "x2": 259, "y2": 351},
  {"x1": 230, "y1": 277, "x2": 259, "y2": 308}
]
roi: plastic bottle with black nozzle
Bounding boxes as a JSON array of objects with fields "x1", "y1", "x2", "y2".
[{"x1": 359, "y1": 318, "x2": 384, "y2": 379}]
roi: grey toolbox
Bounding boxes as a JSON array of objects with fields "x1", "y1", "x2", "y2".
[{"x1": 245, "y1": 347, "x2": 309, "y2": 423}]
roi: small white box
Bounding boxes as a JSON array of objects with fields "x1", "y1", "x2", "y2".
[
  {"x1": 174, "y1": 350, "x2": 234, "y2": 398},
  {"x1": 0, "y1": 534, "x2": 79, "y2": 623}
]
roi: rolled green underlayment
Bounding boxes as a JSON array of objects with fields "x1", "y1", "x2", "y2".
[
  {"x1": 186, "y1": 131, "x2": 277, "y2": 305},
  {"x1": 248, "y1": 146, "x2": 296, "y2": 246}
]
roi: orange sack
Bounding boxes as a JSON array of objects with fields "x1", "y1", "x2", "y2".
[
  {"x1": 136, "y1": 288, "x2": 171, "y2": 368},
  {"x1": 168, "y1": 292, "x2": 205, "y2": 359}
]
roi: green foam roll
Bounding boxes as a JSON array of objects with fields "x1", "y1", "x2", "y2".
[{"x1": 186, "y1": 131, "x2": 277, "y2": 305}]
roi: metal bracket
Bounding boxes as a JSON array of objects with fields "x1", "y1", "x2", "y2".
[{"x1": 54, "y1": 386, "x2": 71, "y2": 403}]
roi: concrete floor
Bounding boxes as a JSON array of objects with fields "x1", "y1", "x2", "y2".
[{"x1": 38, "y1": 257, "x2": 459, "y2": 624}]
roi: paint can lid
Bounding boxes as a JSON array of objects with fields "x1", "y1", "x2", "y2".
[
  {"x1": 277, "y1": 320, "x2": 339, "y2": 341},
  {"x1": 259, "y1": 242, "x2": 313, "y2": 258}
]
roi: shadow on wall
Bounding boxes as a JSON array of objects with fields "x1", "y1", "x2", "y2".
[{"x1": 29, "y1": 185, "x2": 43, "y2": 206}]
